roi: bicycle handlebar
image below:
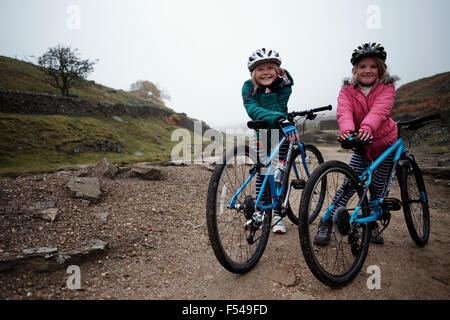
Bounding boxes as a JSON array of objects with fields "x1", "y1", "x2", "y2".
[
  {"x1": 397, "y1": 113, "x2": 442, "y2": 130},
  {"x1": 289, "y1": 105, "x2": 333, "y2": 118},
  {"x1": 340, "y1": 135, "x2": 372, "y2": 150},
  {"x1": 247, "y1": 105, "x2": 333, "y2": 130},
  {"x1": 288, "y1": 105, "x2": 333, "y2": 122}
]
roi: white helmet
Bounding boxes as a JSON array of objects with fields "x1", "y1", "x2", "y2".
[{"x1": 247, "y1": 48, "x2": 282, "y2": 72}]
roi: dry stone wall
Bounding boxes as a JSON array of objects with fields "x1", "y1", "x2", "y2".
[{"x1": 0, "y1": 90, "x2": 211, "y2": 133}]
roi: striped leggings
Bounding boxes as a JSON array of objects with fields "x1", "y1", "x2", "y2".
[
  {"x1": 255, "y1": 139, "x2": 289, "y2": 217},
  {"x1": 331, "y1": 151, "x2": 395, "y2": 222}
]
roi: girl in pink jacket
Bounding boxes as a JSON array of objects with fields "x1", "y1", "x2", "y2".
[{"x1": 314, "y1": 43, "x2": 399, "y2": 245}]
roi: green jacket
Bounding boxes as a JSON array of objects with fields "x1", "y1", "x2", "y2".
[
  {"x1": 242, "y1": 81, "x2": 292, "y2": 127},
  {"x1": 242, "y1": 71, "x2": 293, "y2": 146}
]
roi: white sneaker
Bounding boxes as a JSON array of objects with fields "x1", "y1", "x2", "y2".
[{"x1": 272, "y1": 215, "x2": 286, "y2": 234}]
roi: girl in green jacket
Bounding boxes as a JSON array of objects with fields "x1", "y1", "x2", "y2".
[{"x1": 242, "y1": 48, "x2": 298, "y2": 234}]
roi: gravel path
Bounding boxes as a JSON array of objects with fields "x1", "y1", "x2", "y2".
[{"x1": 0, "y1": 147, "x2": 449, "y2": 300}]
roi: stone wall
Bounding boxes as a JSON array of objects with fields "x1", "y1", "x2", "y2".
[
  {"x1": 319, "y1": 119, "x2": 339, "y2": 130},
  {"x1": 0, "y1": 90, "x2": 211, "y2": 132}
]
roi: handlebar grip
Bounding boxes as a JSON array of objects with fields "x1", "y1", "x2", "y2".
[
  {"x1": 312, "y1": 105, "x2": 333, "y2": 113},
  {"x1": 289, "y1": 105, "x2": 333, "y2": 118},
  {"x1": 420, "y1": 114, "x2": 441, "y2": 123},
  {"x1": 340, "y1": 136, "x2": 372, "y2": 150},
  {"x1": 398, "y1": 113, "x2": 442, "y2": 129}
]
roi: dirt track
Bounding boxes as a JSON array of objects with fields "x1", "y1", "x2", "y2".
[{"x1": 0, "y1": 146, "x2": 449, "y2": 300}]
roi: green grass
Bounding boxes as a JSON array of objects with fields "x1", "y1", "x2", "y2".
[
  {"x1": 0, "y1": 113, "x2": 185, "y2": 177},
  {"x1": 0, "y1": 56, "x2": 219, "y2": 177}
]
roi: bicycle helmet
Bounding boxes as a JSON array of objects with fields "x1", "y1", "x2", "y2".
[
  {"x1": 351, "y1": 42, "x2": 387, "y2": 65},
  {"x1": 247, "y1": 48, "x2": 282, "y2": 72}
]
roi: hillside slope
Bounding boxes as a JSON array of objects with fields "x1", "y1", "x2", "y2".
[
  {"x1": 0, "y1": 113, "x2": 192, "y2": 177},
  {"x1": 0, "y1": 55, "x2": 171, "y2": 109},
  {"x1": 393, "y1": 71, "x2": 450, "y2": 119},
  {"x1": 0, "y1": 56, "x2": 213, "y2": 177}
]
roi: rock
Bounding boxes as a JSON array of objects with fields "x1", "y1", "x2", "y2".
[
  {"x1": 160, "y1": 160, "x2": 187, "y2": 167},
  {"x1": 26, "y1": 202, "x2": 58, "y2": 221},
  {"x1": 0, "y1": 239, "x2": 108, "y2": 273},
  {"x1": 131, "y1": 163, "x2": 167, "y2": 180},
  {"x1": 420, "y1": 167, "x2": 450, "y2": 179},
  {"x1": 134, "y1": 152, "x2": 143, "y2": 157},
  {"x1": 95, "y1": 212, "x2": 110, "y2": 222},
  {"x1": 430, "y1": 200, "x2": 448, "y2": 209},
  {"x1": 437, "y1": 158, "x2": 450, "y2": 167},
  {"x1": 290, "y1": 292, "x2": 314, "y2": 300},
  {"x1": 118, "y1": 166, "x2": 131, "y2": 173},
  {"x1": 26, "y1": 201, "x2": 56, "y2": 214},
  {"x1": 87, "y1": 158, "x2": 119, "y2": 179},
  {"x1": 71, "y1": 139, "x2": 122, "y2": 155},
  {"x1": 37, "y1": 208, "x2": 58, "y2": 222},
  {"x1": 266, "y1": 265, "x2": 296, "y2": 287},
  {"x1": 112, "y1": 116, "x2": 126, "y2": 123},
  {"x1": 66, "y1": 177, "x2": 102, "y2": 202}
]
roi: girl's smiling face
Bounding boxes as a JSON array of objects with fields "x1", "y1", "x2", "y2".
[
  {"x1": 356, "y1": 57, "x2": 379, "y2": 85},
  {"x1": 254, "y1": 63, "x2": 278, "y2": 87}
]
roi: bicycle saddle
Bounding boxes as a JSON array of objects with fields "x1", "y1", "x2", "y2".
[{"x1": 247, "y1": 120, "x2": 270, "y2": 130}]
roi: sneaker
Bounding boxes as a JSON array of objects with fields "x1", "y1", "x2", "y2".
[
  {"x1": 272, "y1": 215, "x2": 286, "y2": 234},
  {"x1": 314, "y1": 219, "x2": 332, "y2": 245},
  {"x1": 369, "y1": 223, "x2": 384, "y2": 244}
]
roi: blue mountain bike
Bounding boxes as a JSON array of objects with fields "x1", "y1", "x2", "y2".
[
  {"x1": 298, "y1": 114, "x2": 441, "y2": 287},
  {"x1": 206, "y1": 106, "x2": 332, "y2": 274}
]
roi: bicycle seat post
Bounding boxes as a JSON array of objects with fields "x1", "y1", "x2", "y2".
[{"x1": 256, "y1": 140, "x2": 263, "y2": 166}]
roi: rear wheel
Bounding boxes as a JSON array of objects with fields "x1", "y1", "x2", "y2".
[
  {"x1": 206, "y1": 145, "x2": 272, "y2": 274},
  {"x1": 286, "y1": 144, "x2": 325, "y2": 225},
  {"x1": 400, "y1": 159, "x2": 430, "y2": 247},
  {"x1": 298, "y1": 160, "x2": 370, "y2": 287}
]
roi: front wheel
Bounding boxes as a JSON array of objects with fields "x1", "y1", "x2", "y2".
[
  {"x1": 298, "y1": 160, "x2": 370, "y2": 287},
  {"x1": 400, "y1": 159, "x2": 430, "y2": 247},
  {"x1": 206, "y1": 145, "x2": 272, "y2": 274},
  {"x1": 286, "y1": 144, "x2": 325, "y2": 225}
]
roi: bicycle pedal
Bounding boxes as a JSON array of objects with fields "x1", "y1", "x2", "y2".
[
  {"x1": 291, "y1": 179, "x2": 306, "y2": 190},
  {"x1": 383, "y1": 198, "x2": 402, "y2": 211}
]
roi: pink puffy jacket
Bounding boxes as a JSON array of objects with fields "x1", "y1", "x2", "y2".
[{"x1": 337, "y1": 75, "x2": 399, "y2": 160}]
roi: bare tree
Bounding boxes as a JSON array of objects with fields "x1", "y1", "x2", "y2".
[{"x1": 37, "y1": 44, "x2": 97, "y2": 96}]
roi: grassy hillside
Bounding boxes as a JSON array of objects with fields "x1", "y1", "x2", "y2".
[
  {"x1": 0, "y1": 55, "x2": 214, "y2": 177},
  {"x1": 393, "y1": 71, "x2": 450, "y2": 118},
  {"x1": 0, "y1": 55, "x2": 171, "y2": 109},
  {"x1": 392, "y1": 71, "x2": 450, "y2": 153},
  {"x1": 0, "y1": 113, "x2": 205, "y2": 177}
]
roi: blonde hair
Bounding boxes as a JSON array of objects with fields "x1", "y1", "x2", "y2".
[
  {"x1": 251, "y1": 64, "x2": 285, "y2": 94},
  {"x1": 352, "y1": 56, "x2": 387, "y2": 83}
]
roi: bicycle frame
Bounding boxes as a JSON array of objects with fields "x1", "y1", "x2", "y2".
[
  {"x1": 322, "y1": 137, "x2": 413, "y2": 225},
  {"x1": 227, "y1": 137, "x2": 310, "y2": 212}
]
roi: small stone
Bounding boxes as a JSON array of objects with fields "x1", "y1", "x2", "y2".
[
  {"x1": 38, "y1": 208, "x2": 58, "y2": 222},
  {"x1": 291, "y1": 292, "x2": 314, "y2": 300},
  {"x1": 266, "y1": 265, "x2": 296, "y2": 287},
  {"x1": 95, "y1": 212, "x2": 110, "y2": 222}
]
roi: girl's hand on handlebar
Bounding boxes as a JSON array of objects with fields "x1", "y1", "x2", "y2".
[
  {"x1": 357, "y1": 130, "x2": 373, "y2": 142},
  {"x1": 278, "y1": 118, "x2": 300, "y2": 144},
  {"x1": 288, "y1": 132, "x2": 300, "y2": 144},
  {"x1": 338, "y1": 131, "x2": 354, "y2": 142}
]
